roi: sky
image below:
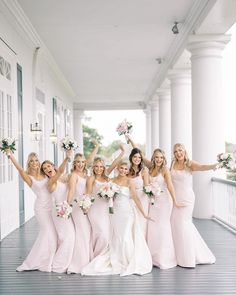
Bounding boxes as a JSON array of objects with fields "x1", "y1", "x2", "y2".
[
  {"x1": 83, "y1": 110, "x2": 145, "y2": 146},
  {"x1": 83, "y1": 24, "x2": 236, "y2": 148}
]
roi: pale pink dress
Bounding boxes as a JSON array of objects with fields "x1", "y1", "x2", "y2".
[
  {"x1": 171, "y1": 169, "x2": 216, "y2": 267},
  {"x1": 147, "y1": 174, "x2": 177, "y2": 269},
  {"x1": 51, "y1": 181, "x2": 75, "y2": 273},
  {"x1": 131, "y1": 173, "x2": 149, "y2": 238},
  {"x1": 16, "y1": 177, "x2": 57, "y2": 272},
  {"x1": 67, "y1": 175, "x2": 92, "y2": 274},
  {"x1": 88, "y1": 180, "x2": 110, "y2": 258}
]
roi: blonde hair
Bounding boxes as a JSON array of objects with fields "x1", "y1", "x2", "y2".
[
  {"x1": 71, "y1": 153, "x2": 87, "y2": 175},
  {"x1": 92, "y1": 157, "x2": 108, "y2": 180},
  {"x1": 171, "y1": 143, "x2": 191, "y2": 171},
  {"x1": 149, "y1": 148, "x2": 167, "y2": 174},
  {"x1": 117, "y1": 159, "x2": 130, "y2": 169},
  {"x1": 26, "y1": 152, "x2": 40, "y2": 175}
]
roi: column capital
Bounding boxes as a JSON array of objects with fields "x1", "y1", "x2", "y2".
[
  {"x1": 187, "y1": 34, "x2": 231, "y2": 59},
  {"x1": 168, "y1": 69, "x2": 191, "y2": 86},
  {"x1": 149, "y1": 95, "x2": 159, "y2": 111},
  {"x1": 156, "y1": 88, "x2": 171, "y2": 101}
]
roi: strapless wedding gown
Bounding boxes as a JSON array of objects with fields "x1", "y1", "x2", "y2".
[{"x1": 82, "y1": 185, "x2": 152, "y2": 276}]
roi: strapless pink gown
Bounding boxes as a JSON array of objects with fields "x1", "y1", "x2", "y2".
[
  {"x1": 131, "y1": 174, "x2": 149, "y2": 238},
  {"x1": 16, "y1": 177, "x2": 57, "y2": 272},
  {"x1": 147, "y1": 174, "x2": 177, "y2": 269},
  {"x1": 51, "y1": 181, "x2": 75, "y2": 273},
  {"x1": 171, "y1": 169, "x2": 216, "y2": 267},
  {"x1": 68, "y1": 175, "x2": 92, "y2": 274},
  {"x1": 88, "y1": 180, "x2": 111, "y2": 257}
]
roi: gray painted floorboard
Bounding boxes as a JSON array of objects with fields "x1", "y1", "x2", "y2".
[{"x1": 0, "y1": 218, "x2": 236, "y2": 295}]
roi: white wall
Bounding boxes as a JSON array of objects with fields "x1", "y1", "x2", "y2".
[{"x1": 0, "y1": 8, "x2": 74, "y2": 239}]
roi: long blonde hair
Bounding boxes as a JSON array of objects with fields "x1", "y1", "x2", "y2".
[
  {"x1": 71, "y1": 153, "x2": 87, "y2": 175},
  {"x1": 149, "y1": 148, "x2": 167, "y2": 175},
  {"x1": 26, "y1": 152, "x2": 41, "y2": 175},
  {"x1": 92, "y1": 157, "x2": 109, "y2": 181},
  {"x1": 171, "y1": 143, "x2": 191, "y2": 171}
]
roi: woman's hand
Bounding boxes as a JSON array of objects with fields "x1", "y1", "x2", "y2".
[
  {"x1": 145, "y1": 215, "x2": 155, "y2": 222},
  {"x1": 174, "y1": 201, "x2": 186, "y2": 208}
]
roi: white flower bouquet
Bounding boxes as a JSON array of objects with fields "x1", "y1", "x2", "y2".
[
  {"x1": 78, "y1": 195, "x2": 95, "y2": 215},
  {"x1": 116, "y1": 119, "x2": 133, "y2": 143},
  {"x1": 98, "y1": 182, "x2": 120, "y2": 214},
  {"x1": 56, "y1": 200, "x2": 73, "y2": 219},
  {"x1": 217, "y1": 153, "x2": 236, "y2": 170},
  {"x1": 144, "y1": 184, "x2": 163, "y2": 205},
  {"x1": 0, "y1": 137, "x2": 16, "y2": 157},
  {"x1": 60, "y1": 136, "x2": 78, "y2": 151}
]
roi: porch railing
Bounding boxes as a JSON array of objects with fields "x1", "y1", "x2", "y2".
[{"x1": 212, "y1": 177, "x2": 236, "y2": 230}]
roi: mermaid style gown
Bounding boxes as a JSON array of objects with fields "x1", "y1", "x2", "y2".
[
  {"x1": 88, "y1": 180, "x2": 111, "y2": 258},
  {"x1": 147, "y1": 174, "x2": 177, "y2": 269},
  {"x1": 82, "y1": 185, "x2": 152, "y2": 276},
  {"x1": 51, "y1": 181, "x2": 75, "y2": 273},
  {"x1": 132, "y1": 173, "x2": 149, "y2": 238},
  {"x1": 16, "y1": 177, "x2": 57, "y2": 272},
  {"x1": 67, "y1": 175, "x2": 92, "y2": 274},
  {"x1": 171, "y1": 169, "x2": 216, "y2": 267}
]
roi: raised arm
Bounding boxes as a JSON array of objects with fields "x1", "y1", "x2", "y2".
[
  {"x1": 86, "y1": 139, "x2": 101, "y2": 166},
  {"x1": 106, "y1": 144, "x2": 125, "y2": 175},
  {"x1": 67, "y1": 172, "x2": 77, "y2": 204},
  {"x1": 48, "y1": 150, "x2": 72, "y2": 191},
  {"x1": 6, "y1": 149, "x2": 32, "y2": 187},
  {"x1": 142, "y1": 167, "x2": 150, "y2": 186},
  {"x1": 126, "y1": 134, "x2": 152, "y2": 169},
  {"x1": 190, "y1": 160, "x2": 219, "y2": 172}
]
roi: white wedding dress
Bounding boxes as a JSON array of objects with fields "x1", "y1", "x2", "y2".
[{"x1": 81, "y1": 185, "x2": 152, "y2": 276}]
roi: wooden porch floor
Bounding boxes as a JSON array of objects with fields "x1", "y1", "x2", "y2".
[{"x1": 0, "y1": 218, "x2": 236, "y2": 295}]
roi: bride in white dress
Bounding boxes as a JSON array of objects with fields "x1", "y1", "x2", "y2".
[{"x1": 81, "y1": 160, "x2": 152, "y2": 276}]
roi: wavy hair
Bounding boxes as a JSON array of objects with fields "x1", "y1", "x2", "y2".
[
  {"x1": 26, "y1": 152, "x2": 40, "y2": 175},
  {"x1": 71, "y1": 153, "x2": 87, "y2": 175},
  {"x1": 128, "y1": 148, "x2": 143, "y2": 177},
  {"x1": 40, "y1": 160, "x2": 57, "y2": 177},
  {"x1": 171, "y1": 143, "x2": 191, "y2": 171},
  {"x1": 92, "y1": 157, "x2": 109, "y2": 181},
  {"x1": 149, "y1": 148, "x2": 167, "y2": 175}
]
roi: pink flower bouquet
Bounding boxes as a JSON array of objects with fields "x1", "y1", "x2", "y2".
[{"x1": 98, "y1": 182, "x2": 120, "y2": 214}]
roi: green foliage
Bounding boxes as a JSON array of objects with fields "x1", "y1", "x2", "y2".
[
  {"x1": 100, "y1": 140, "x2": 121, "y2": 158},
  {"x1": 83, "y1": 125, "x2": 103, "y2": 158}
]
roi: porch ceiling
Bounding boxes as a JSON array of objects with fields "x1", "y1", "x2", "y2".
[{"x1": 16, "y1": 0, "x2": 223, "y2": 110}]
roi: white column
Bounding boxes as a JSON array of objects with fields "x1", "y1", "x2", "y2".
[
  {"x1": 187, "y1": 34, "x2": 231, "y2": 218},
  {"x1": 168, "y1": 69, "x2": 192, "y2": 157},
  {"x1": 156, "y1": 88, "x2": 171, "y2": 165},
  {"x1": 150, "y1": 96, "x2": 159, "y2": 152},
  {"x1": 73, "y1": 109, "x2": 84, "y2": 154},
  {"x1": 144, "y1": 105, "x2": 152, "y2": 159}
]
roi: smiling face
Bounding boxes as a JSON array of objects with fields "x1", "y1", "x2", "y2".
[
  {"x1": 28, "y1": 156, "x2": 40, "y2": 170},
  {"x1": 131, "y1": 153, "x2": 142, "y2": 166},
  {"x1": 153, "y1": 151, "x2": 164, "y2": 167},
  {"x1": 173, "y1": 144, "x2": 186, "y2": 162},
  {"x1": 74, "y1": 155, "x2": 86, "y2": 172},
  {"x1": 117, "y1": 163, "x2": 129, "y2": 177},
  {"x1": 41, "y1": 161, "x2": 56, "y2": 178},
  {"x1": 93, "y1": 160, "x2": 105, "y2": 176}
]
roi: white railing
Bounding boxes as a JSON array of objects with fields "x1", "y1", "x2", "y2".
[{"x1": 212, "y1": 177, "x2": 236, "y2": 230}]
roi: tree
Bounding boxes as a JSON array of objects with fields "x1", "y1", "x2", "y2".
[{"x1": 83, "y1": 125, "x2": 103, "y2": 158}]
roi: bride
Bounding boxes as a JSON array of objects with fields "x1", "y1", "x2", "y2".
[{"x1": 81, "y1": 160, "x2": 152, "y2": 276}]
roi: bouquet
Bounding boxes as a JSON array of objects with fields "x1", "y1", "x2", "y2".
[
  {"x1": 78, "y1": 195, "x2": 95, "y2": 215},
  {"x1": 98, "y1": 182, "x2": 120, "y2": 214},
  {"x1": 144, "y1": 184, "x2": 163, "y2": 205},
  {"x1": 60, "y1": 136, "x2": 78, "y2": 162},
  {"x1": 116, "y1": 119, "x2": 133, "y2": 143},
  {"x1": 0, "y1": 137, "x2": 16, "y2": 157},
  {"x1": 56, "y1": 200, "x2": 73, "y2": 219},
  {"x1": 217, "y1": 153, "x2": 236, "y2": 170}
]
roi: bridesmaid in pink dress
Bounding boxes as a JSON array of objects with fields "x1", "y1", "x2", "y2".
[
  {"x1": 41, "y1": 150, "x2": 75, "y2": 273},
  {"x1": 170, "y1": 143, "x2": 218, "y2": 268},
  {"x1": 146, "y1": 149, "x2": 182, "y2": 269},
  {"x1": 127, "y1": 147, "x2": 149, "y2": 238},
  {"x1": 6, "y1": 150, "x2": 57, "y2": 272},
  {"x1": 87, "y1": 145, "x2": 125, "y2": 258},
  {"x1": 67, "y1": 140, "x2": 100, "y2": 274}
]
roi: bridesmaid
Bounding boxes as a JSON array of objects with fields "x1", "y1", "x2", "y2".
[
  {"x1": 6, "y1": 150, "x2": 57, "y2": 272},
  {"x1": 147, "y1": 148, "x2": 181, "y2": 269},
  {"x1": 41, "y1": 150, "x2": 75, "y2": 273},
  {"x1": 67, "y1": 140, "x2": 100, "y2": 274},
  {"x1": 170, "y1": 143, "x2": 218, "y2": 268},
  {"x1": 87, "y1": 145, "x2": 125, "y2": 258},
  {"x1": 127, "y1": 147, "x2": 149, "y2": 238}
]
